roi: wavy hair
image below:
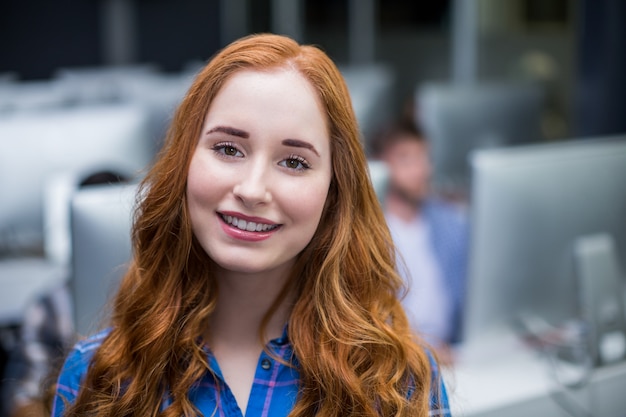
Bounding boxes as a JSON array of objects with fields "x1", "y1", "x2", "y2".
[{"x1": 63, "y1": 33, "x2": 433, "y2": 417}]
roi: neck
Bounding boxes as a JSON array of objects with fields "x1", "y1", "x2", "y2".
[{"x1": 207, "y1": 265, "x2": 294, "y2": 349}]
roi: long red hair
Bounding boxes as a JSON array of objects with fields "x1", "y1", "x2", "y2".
[{"x1": 64, "y1": 33, "x2": 433, "y2": 417}]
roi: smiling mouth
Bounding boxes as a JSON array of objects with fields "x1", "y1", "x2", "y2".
[{"x1": 219, "y1": 213, "x2": 280, "y2": 232}]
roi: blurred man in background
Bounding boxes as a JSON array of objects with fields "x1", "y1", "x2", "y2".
[{"x1": 372, "y1": 117, "x2": 469, "y2": 363}]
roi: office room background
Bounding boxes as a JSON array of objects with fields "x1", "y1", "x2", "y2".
[{"x1": 1, "y1": 0, "x2": 626, "y2": 416}]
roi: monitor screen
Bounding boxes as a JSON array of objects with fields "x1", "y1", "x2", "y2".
[
  {"x1": 0, "y1": 104, "x2": 155, "y2": 255},
  {"x1": 70, "y1": 183, "x2": 137, "y2": 335},
  {"x1": 463, "y1": 135, "x2": 626, "y2": 343},
  {"x1": 416, "y1": 82, "x2": 544, "y2": 195}
]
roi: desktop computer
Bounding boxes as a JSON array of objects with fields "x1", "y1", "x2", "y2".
[
  {"x1": 464, "y1": 135, "x2": 626, "y2": 370},
  {"x1": 416, "y1": 81, "x2": 544, "y2": 195}
]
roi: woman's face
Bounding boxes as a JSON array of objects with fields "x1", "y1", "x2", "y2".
[{"x1": 187, "y1": 68, "x2": 332, "y2": 276}]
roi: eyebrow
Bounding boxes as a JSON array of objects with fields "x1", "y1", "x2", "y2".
[
  {"x1": 207, "y1": 126, "x2": 320, "y2": 156},
  {"x1": 206, "y1": 125, "x2": 249, "y2": 139},
  {"x1": 282, "y1": 138, "x2": 320, "y2": 157}
]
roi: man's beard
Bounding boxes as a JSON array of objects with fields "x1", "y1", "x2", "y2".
[{"x1": 388, "y1": 183, "x2": 425, "y2": 209}]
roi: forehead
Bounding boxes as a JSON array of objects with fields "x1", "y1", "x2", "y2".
[
  {"x1": 213, "y1": 67, "x2": 322, "y2": 112},
  {"x1": 204, "y1": 68, "x2": 330, "y2": 146}
]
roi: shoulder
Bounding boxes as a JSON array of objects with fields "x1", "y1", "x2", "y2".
[
  {"x1": 58, "y1": 328, "x2": 109, "y2": 380},
  {"x1": 405, "y1": 348, "x2": 452, "y2": 416},
  {"x1": 73, "y1": 329, "x2": 110, "y2": 353},
  {"x1": 52, "y1": 329, "x2": 110, "y2": 415},
  {"x1": 63, "y1": 328, "x2": 109, "y2": 374},
  {"x1": 424, "y1": 198, "x2": 467, "y2": 223},
  {"x1": 423, "y1": 198, "x2": 469, "y2": 241},
  {"x1": 425, "y1": 349, "x2": 452, "y2": 417}
]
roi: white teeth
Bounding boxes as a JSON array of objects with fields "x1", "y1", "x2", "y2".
[{"x1": 221, "y1": 214, "x2": 277, "y2": 232}]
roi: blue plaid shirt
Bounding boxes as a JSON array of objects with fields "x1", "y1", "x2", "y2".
[{"x1": 53, "y1": 329, "x2": 451, "y2": 417}]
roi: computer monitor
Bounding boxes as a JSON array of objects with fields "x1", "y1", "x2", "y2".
[
  {"x1": 70, "y1": 183, "x2": 137, "y2": 335},
  {"x1": 463, "y1": 135, "x2": 626, "y2": 346},
  {"x1": 0, "y1": 104, "x2": 154, "y2": 255},
  {"x1": 340, "y1": 64, "x2": 395, "y2": 149},
  {"x1": 415, "y1": 81, "x2": 545, "y2": 195}
]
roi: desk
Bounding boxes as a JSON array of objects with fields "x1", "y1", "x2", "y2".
[
  {"x1": 0, "y1": 258, "x2": 67, "y2": 327},
  {"x1": 446, "y1": 330, "x2": 626, "y2": 417}
]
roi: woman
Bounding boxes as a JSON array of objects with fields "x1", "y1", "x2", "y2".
[{"x1": 52, "y1": 34, "x2": 450, "y2": 417}]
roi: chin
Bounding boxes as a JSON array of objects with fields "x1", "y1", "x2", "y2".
[
  {"x1": 213, "y1": 259, "x2": 262, "y2": 274},
  {"x1": 212, "y1": 257, "x2": 287, "y2": 276}
]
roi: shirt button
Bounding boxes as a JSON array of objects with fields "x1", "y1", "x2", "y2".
[{"x1": 261, "y1": 358, "x2": 272, "y2": 370}]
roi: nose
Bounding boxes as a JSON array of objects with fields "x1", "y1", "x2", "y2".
[{"x1": 232, "y1": 160, "x2": 272, "y2": 207}]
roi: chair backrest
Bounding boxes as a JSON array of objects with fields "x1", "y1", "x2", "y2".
[
  {"x1": 0, "y1": 104, "x2": 155, "y2": 256},
  {"x1": 0, "y1": 80, "x2": 72, "y2": 114},
  {"x1": 53, "y1": 64, "x2": 159, "y2": 104}
]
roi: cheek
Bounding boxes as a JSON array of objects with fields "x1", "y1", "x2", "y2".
[
  {"x1": 284, "y1": 181, "x2": 329, "y2": 227},
  {"x1": 186, "y1": 172, "x2": 205, "y2": 208},
  {"x1": 186, "y1": 159, "x2": 223, "y2": 209}
]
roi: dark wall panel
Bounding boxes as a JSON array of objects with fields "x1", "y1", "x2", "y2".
[
  {"x1": 0, "y1": 0, "x2": 101, "y2": 79},
  {"x1": 576, "y1": 0, "x2": 626, "y2": 136},
  {"x1": 136, "y1": 0, "x2": 220, "y2": 72}
]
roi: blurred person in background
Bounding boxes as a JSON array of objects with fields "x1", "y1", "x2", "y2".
[
  {"x1": 2, "y1": 285, "x2": 73, "y2": 417},
  {"x1": 1, "y1": 171, "x2": 128, "y2": 417},
  {"x1": 372, "y1": 115, "x2": 469, "y2": 364}
]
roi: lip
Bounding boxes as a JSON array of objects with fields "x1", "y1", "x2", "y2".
[{"x1": 217, "y1": 211, "x2": 281, "y2": 242}]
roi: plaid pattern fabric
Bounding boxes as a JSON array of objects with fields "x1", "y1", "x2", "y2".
[{"x1": 53, "y1": 329, "x2": 451, "y2": 416}]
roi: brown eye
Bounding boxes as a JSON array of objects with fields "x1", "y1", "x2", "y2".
[
  {"x1": 212, "y1": 143, "x2": 243, "y2": 158},
  {"x1": 286, "y1": 159, "x2": 300, "y2": 169},
  {"x1": 279, "y1": 156, "x2": 310, "y2": 171}
]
